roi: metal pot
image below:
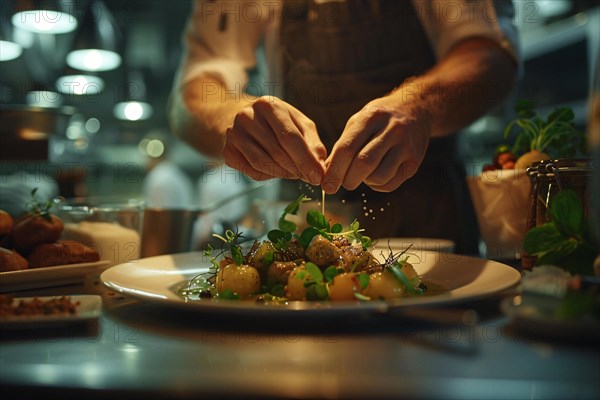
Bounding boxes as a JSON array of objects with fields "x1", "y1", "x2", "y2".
[{"x1": 140, "y1": 208, "x2": 205, "y2": 257}]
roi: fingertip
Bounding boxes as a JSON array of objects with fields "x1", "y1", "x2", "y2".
[{"x1": 322, "y1": 182, "x2": 338, "y2": 195}]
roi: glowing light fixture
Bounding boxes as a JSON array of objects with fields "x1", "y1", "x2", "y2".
[
  {"x1": 66, "y1": 1, "x2": 121, "y2": 71},
  {"x1": 55, "y1": 74, "x2": 104, "y2": 95},
  {"x1": 113, "y1": 101, "x2": 153, "y2": 121},
  {"x1": 0, "y1": 40, "x2": 22, "y2": 61},
  {"x1": 113, "y1": 70, "x2": 153, "y2": 121},
  {"x1": 0, "y1": 15, "x2": 23, "y2": 61},
  {"x1": 26, "y1": 90, "x2": 64, "y2": 108},
  {"x1": 11, "y1": 1, "x2": 78, "y2": 34}
]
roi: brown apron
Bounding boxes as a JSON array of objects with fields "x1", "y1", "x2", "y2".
[{"x1": 279, "y1": 0, "x2": 480, "y2": 255}]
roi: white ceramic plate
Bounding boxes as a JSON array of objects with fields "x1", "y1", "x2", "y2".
[
  {"x1": 101, "y1": 251, "x2": 521, "y2": 318},
  {"x1": 0, "y1": 295, "x2": 102, "y2": 329},
  {"x1": 0, "y1": 261, "x2": 111, "y2": 293}
]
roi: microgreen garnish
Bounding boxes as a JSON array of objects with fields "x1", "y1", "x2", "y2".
[
  {"x1": 27, "y1": 188, "x2": 54, "y2": 222},
  {"x1": 381, "y1": 244, "x2": 423, "y2": 295},
  {"x1": 267, "y1": 195, "x2": 372, "y2": 251},
  {"x1": 267, "y1": 194, "x2": 309, "y2": 250},
  {"x1": 295, "y1": 263, "x2": 347, "y2": 301},
  {"x1": 211, "y1": 229, "x2": 245, "y2": 265},
  {"x1": 217, "y1": 289, "x2": 240, "y2": 300}
]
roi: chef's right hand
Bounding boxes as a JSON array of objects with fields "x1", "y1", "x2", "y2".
[{"x1": 223, "y1": 96, "x2": 327, "y2": 185}]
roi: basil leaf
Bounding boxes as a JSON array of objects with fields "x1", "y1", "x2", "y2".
[
  {"x1": 523, "y1": 223, "x2": 564, "y2": 254},
  {"x1": 356, "y1": 273, "x2": 370, "y2": 290},
  {"x1": 305, "y1": 262, "x2": 323, "y2": 283},
  {"x1": 306, "y1": 283, "x2": 329, "y2": 300},
  {"x1": 218, "y1": 289, "x2": 240, "y2": 300},
  {"x1": 284, "y1": 194, "x2": 306, "y2": 215},
  {"x1": 268, "y1": 229, "x2": 292, "y2": 244},
  {"x1": 548, "y1": 107, "x2": 574, "y2": 123},
  {"x1": 306, "y1": 209, "x2": 329, "y2": 230},
  {"x1": 549, "y1": 190, "x2": 582, "y2": 236},
  {"x1": 331, "y1": 223, "x2": 343, "y2": 234},
  {"x1": 299, "y1": 227, "x2": 320, "y2": 249},
  {"x1": 278, "y1": 218, "x2": 297, "y2": 233},
  {"x1": 323, "y1": 266, "x2": 343, "y2": 283}
]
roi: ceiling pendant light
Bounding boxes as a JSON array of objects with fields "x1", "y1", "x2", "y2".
[
  {"x1": 11, "y1": 0, "x2": 78, "y2": 34},
  {"x1": 55, "y1": 71, "x2": 104, "y2": 96},
  {"x1": 113, "y1": 70, "x2": 153, "y2": 121},
  {"x1": 0, "y1": 13, "x2": 23, "y2": 61},
  {"x1": 66, "y1": 0, "x2": 122, "y2": 72}
]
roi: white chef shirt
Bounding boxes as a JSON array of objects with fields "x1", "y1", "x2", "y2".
[{"x1": 175, "y1": 0, "x2": 521, "y2": 94}]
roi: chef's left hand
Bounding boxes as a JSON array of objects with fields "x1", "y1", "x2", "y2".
[{"x1": 322, "y1": 99, "x2": 432, "y2": 194}]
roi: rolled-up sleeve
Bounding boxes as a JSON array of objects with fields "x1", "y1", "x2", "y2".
[
  {"x1": 413, "y1": 0, "x2": 521, "y2": 64},
  {"x1": 176, "y1": 0, "x2": 271, "y2": 90}
]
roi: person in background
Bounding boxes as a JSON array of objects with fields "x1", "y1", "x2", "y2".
[
  {"x1": 142, "y1": 140, "x2": 195, "y2": 208},
  {"x1": 168, "y1": 0, "x2": 521, "y2": 255}
]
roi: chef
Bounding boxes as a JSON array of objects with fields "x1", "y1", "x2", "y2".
[{"x1": 168, "y1": 0, "x2": 520, "y2": 255}]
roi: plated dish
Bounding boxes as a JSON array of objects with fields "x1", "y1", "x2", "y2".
[
  {"x1": 0, "y1": 295, "x2": 102, "y2": 328},
  {"x1": 0, "y1": 260, "x2": 111, "y2": 292},
  {"x1": 101, "y1": 250, "x2": 521, "y2": 318}
]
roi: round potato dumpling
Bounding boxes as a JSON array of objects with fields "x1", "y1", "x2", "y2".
[
  {"x1": 285, "y1": 265, "x2": 310, "y2": 301},
  {"x1": 328, "y1": 272, "x2": 362, "y2": 301},
  {"x1": 364, "y1": 270, "x2": 405, "y2": 300},
  {"x1": 216, "y1": 263, "x2": 260, "y2": 298},
  {"x1": 305, "y1": 235, "x2": 340, "y2": 267}
]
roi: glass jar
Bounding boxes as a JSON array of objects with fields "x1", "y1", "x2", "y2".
[{"x1": 522, "y1": 158, "x2": 593, "y2": 269}]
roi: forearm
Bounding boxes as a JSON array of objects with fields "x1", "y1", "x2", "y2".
[
  {"x1": 169, "y1": 77, "x2": 257, "y2": 158},
  {"x1": 387, "y1": 38, "x2": 517, "y2": 137}
]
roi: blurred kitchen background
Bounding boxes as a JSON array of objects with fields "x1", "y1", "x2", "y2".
[{"x1": 0, "y1": 0, "x2": 599, "y2": 203}]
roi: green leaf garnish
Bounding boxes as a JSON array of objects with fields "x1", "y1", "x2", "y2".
[
  {"x1": 323, "y1": 265, "x2": 343, "y2": 283},
  {"x1": 306, "y1": 209, "x2": 329, "y2": 230},
  {"x1": 387, "y1": 263, "x2": 423, "y2": 295},
  {"x1": 218, "y1": 289, "x2": 240, "y2": 300},
  {"x1": 504, "y1": 100, "x2": 585, "y2": 158},
  {"x1": 356, "y1": 273, "x2": 370, "y2": 290},
  {"x1": 305, "y1": 262, "x2": 323, "y2": 283},
  {"x1": 306, "y1": 284, "x2": 328, "y2": 300},
  {"x1": 523, "y1": 189, "x2": 596, "y2": 275}
]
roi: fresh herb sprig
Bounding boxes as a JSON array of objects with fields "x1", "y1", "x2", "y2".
[
  {"x1": 295, "y1": 262, "x2": 369, "y2": 301},
  {"x1": 27, "y1": 188, "x2": 55, "y2": 222},
  {"x1": 267, "y1": 194, "x2": 309, "y2": 250},
  {"x1": 504, "y1": 99, "x2": 585, "y2": 158},
  {"x1": 267, "y1": 194, "x2": 372, "y2": 251},
  {"x1": 523, "y1": 190, "x2": 597, "y2": 275},
  {"x1": 204, "y1": 228, "x2": 245, "y2": 269},
  {"x1": 381, "y1": 244, "x2": 424, "y2": 295}
]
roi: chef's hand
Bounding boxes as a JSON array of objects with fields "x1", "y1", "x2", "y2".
[
  {"x1": 223, "y1": 96, "x2": 327, "y2": 185},
  {"x1": 322, "y1": 100, "x2": 431, "y2": 193}
]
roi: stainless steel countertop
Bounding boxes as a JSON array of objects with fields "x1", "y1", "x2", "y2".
[{"x1": 1, "y1": 277, "x2": 598, "y2": 400}]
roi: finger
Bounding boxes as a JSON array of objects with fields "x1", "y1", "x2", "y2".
[
  {"x1": 226, "y1": 123, "x2": 298, "y2": 180},
  {"x1": 223, "y1": 143, "x2": 272, "y2": 181},
  {"x1": 254, "y1": 99, "x2": 324, "y2": 185},
  {"x1": 322, "y1": 114, "x2": 379, "y2": 194},
  {"x1": 366, "y1": 157, "x2": 421, "y2": 192},
  {"x1": 362, "y1": 146, "x2": 404, "y2": 187},
  {"x1": 341, "y1": 134, "x2": 390, "y2": 190},
  {"x1": 230, "y1": 107, "x2": 301, "y2": 178}
]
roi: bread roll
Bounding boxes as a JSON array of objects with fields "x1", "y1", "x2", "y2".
[
  {"x1": 0, "y1": 247, "x2": 28, "y2": 272},
  {"x1": 27, "y1": 240, "x2": 100, "y2": 268}
]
